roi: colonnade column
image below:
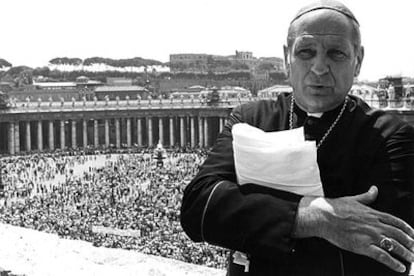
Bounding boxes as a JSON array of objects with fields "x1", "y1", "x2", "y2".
[
  {"x1": 104, "y1": 119, "x2": 110, "y2": 148},
  {"x1": 147, "y1": 117, "x2": 153, "y2": 147},
  {"x1": 126, "y1": 118, "x2": 131, "y2": 147},
  {"x1": 71, "y1": 121, "x2": 77, "y2": 149},
  {"x1": 115, "y1": 118, "x2": 121, "y2": 148},
  {"x1": 204, "y1": 117, "x2": 209, "y2": 148},
  {"x1": 83, "y1": 120, "x2": 88, "y2": 148},
  {"x1": 37, "y1": 121, "x2": 43, "y2": 151},
  {"x1": 14, "y1": 123, "x2": 20, "y2": 154},
  {"x1": 137, "y1": 118, "x2": 142, "y2": 147},
  {"x1": 180, "y1": 117, "x2": 185, "y2": 147},
  {"x1": 49, "y1": 121, "x2": 54, "y2": 151},
  {"x1": 8, "y1": 122, "x2": 15, "y2": 155},
  {"x1": 219, "y1": 117, "x2": 224, "y2": 133},
  {"x1": 60, "y1": 120, "x2": 65, "y2": 150},
  {"x1": 94, "y1": 120, "x2": 99, "y2": 148},
  {"x1": 26, "y1": 122, "x2": 31, "y2": 152},
  {"x1": 158, "y1": 117, "x2": 163, "y2": 144},
  {"x1": 169, "y1": 117, "x2": 174, "y2": 147},
  {"x1": 190, "y1": 117, "x2": 195, "y2": 148},
  {"x1": 198, "y1": 117, "x2": 203, "y2": 147}
]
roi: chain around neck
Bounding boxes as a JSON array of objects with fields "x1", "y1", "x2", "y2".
[{"x1": 289, "y1": 95, "x2": 348, "y2": 150}]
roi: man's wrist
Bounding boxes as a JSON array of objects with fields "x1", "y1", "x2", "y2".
[{"x1": 292, "y1": 196, "x2": 328, "y2": 238}]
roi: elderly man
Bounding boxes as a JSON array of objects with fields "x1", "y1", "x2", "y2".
[{"x1": 180, "y1": 1, "x2": 414, "y2": 275}]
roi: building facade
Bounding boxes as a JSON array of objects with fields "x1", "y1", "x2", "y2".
[
  {"x1": 94, "y1": 86, "x2": 149, "y2": 100},
  {"x1": 169, "y1": 51, "x2": 284, "y2": 75}
]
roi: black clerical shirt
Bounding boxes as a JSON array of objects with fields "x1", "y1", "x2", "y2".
[{"x1": 181, "y1": 93, "x2": 414, "y2": 276}]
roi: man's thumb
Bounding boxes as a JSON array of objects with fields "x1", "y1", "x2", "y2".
[{"x1": 350, "y1": 186, "x2": 378, "y2": 205}]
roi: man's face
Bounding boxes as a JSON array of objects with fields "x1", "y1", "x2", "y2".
[{"x1": 285, "y1": 10, "x2": 364, "y2": 113}]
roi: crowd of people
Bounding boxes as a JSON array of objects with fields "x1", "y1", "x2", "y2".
[{"x1": 0, "y1": 148, "x2": 229, "y2": 270}]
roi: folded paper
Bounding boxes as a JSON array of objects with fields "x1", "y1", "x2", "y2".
[{"x1": 232, "y1": 123, "x2": 324, "y2": 196}]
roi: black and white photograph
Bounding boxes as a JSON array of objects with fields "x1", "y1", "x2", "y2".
[{"x1": 0, "y1": 0, "x2": 414, "y2": 275}]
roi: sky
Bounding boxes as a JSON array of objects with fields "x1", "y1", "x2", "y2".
[{"x1": 1, "y1": 0, "x2": 414, "y2": 81}]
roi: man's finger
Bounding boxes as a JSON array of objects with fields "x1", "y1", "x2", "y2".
[
  {"x1": 380, "y1": 213, "x2": 414, "y2": 240},
  {"x1": 383, "y1": 224, "x2": 414, "y2": 253},
  {"x1": 381, "y1": 237, "x2": 414, "y2": 264},
  {"x1": 368, "y1": 245, "x2": 406, "y2": 273},
  {"x1": 347, "y1": 186, "x2": 378, "y2": 205}
]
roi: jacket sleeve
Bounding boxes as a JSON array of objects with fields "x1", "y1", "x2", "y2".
[
  {"x1": 180, "y1": 104, "x2": 303, "y2": 260},
  {"x1": 366, "y1": 123, "x2": 414, "y2": 226},
  {"x1": 341, "y1": 120, "x2": 414, "y2": 274}
]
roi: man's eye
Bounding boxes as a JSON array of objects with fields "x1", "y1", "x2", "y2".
[
  {"x1": 328, "y1": 50, "x2": 347, "y2": 61},
  {"x1": 296, "y1": 49, "x2": 315, "y2": 59}
]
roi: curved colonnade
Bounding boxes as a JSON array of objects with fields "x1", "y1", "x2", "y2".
[{"x1": 0, "y1": 100, "x2": 234, "y2": 155}]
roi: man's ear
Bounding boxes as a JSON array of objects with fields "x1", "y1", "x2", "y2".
[
  {"x1": 354, "y1": 46, "x2": 364, "y2": 77},
  {"x1": 283, "y1": 45, "x2": 290, "y2": 79}
]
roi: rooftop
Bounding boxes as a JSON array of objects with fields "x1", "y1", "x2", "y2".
[{"x1": 95, "y1": 86, "x2": 148, "y2": 92}]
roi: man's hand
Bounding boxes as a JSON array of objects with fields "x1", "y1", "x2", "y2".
[{"x1": 294, "y1": 186, "x2": 414, "y2": 273}]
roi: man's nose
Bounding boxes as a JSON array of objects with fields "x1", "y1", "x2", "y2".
[{"x1": 311, "y1": 55, "x2": 330, "y2": 76}]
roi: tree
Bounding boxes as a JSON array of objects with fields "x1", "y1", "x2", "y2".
[
  {"x1": 268, "y1": 71, "x2": 288, "y2": 83},
  {"x1": 230, "y1": 62, "x2": 249, "y2": 71},
  {"x1": 257, "y1": 62, "x2": 276, "y2": 72},
  {"x1": 82, "y1": 57, "x2": 165, "y2": 67},
  {"x1": 33, "y1": 67, "x2": 51, "y2": 77},
  {"x1": 49, "y1": 57, "x2": 82, "y2": 65},
  {"x1": 0, "y1": 58, "x2": 12, "y2": 68}
]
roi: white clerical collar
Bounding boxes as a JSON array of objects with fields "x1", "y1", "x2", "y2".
[{"x1": 307, "y1": 112, "x2": 323, "y2": 118}]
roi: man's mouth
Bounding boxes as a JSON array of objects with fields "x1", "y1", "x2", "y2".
[
  {"x1": 307, "y1": 85, "x2": 333, "y2": 95},
  {"x1": 308, "y1": 84, "x2": 330, "y2": 89}
]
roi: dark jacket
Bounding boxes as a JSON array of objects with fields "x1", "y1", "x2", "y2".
[{"x1": 181, "y1": 93, "x2": 414, "y2": 276}]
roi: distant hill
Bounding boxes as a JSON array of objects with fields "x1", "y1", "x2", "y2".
[
  {"x1": 49, "y1": 56, "x2": 165, "y2": 67},
  {"x1": 0, "y1": 58, "x2": 12, "y2": 69}
]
